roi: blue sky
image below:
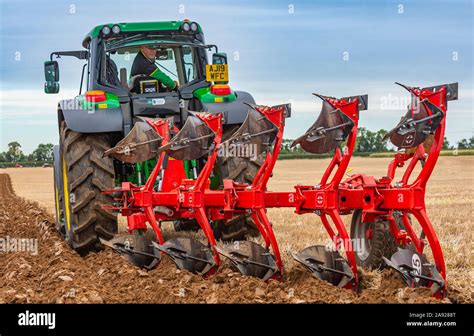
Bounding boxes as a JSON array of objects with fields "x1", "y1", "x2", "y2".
[{"x1": 0, "y1": 0, "x2": 472, "y2": 153}]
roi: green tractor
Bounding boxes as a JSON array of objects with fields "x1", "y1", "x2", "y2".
[{"x1": 46, "y1": 21, "x2": 263, "y2": 255}]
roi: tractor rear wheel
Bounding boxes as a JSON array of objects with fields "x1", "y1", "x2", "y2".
[
  {"x1": 212, "y1": 215, "x2": 259, "y2": 241},
  {"x1": 218, "y1": 124, "x2": 265, "y2": 184},
  {"x1": 350, "y1": 209, "x2": 399, "y2": 269},
  {"x1": 59, "y1": 121, "x2": 117, "y2": 255},
  {"x1": 214, "y1": 124, "x2": 263, "y2": 241}
]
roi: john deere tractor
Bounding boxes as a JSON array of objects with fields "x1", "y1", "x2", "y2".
[{"x1": 46, "y1": 21, "x2": 261, "y2": 255}]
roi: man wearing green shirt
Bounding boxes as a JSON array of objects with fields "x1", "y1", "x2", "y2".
[{"x1": 130, "y1": 45, "x2": 178, "y2": 91}]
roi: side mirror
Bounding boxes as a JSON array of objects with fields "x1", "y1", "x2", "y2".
[
  {"x1": 212, "y1": 52, "x2": 227, "y2": 65},
  {"x1": 44, "y1": 61, "x2": 59, "y2": 82},
  {"x1": 44, "y1": 61, "x2": 60, "y2": 94}
]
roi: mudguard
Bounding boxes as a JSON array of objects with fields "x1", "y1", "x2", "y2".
[
  {"x1": 59, "y1": 99, "x2": 123, "y2": 133},
  {"x1": 201, "y1": 91, "x2": 256, "y2": 125}
]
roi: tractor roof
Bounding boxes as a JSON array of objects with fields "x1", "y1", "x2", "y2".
[
  {"x1": 82, "y1": 21, "x2": 202, "y2": 48},
  {"x1": 107, "y1": 38, "x2": 205, "y2": 52}
]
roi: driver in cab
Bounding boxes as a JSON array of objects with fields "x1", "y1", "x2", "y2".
[{"x1": 130, "y1": 45, "x2": 178, "y2": 91}]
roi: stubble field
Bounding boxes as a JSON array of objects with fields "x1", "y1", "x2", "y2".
[{"x1": 1, "y1": 156, "x2": 472, "y2": 303}]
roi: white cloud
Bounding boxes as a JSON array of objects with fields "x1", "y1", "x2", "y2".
[{"x1": 0, "y1": 89, "x2": 77, "y2": 117}]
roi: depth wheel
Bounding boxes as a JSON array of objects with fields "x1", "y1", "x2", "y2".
[{"x1": 350, "y1": 209, "x2": 399, "y2": 269}]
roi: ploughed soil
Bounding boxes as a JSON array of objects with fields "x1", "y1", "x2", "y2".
[{"x1": 0, "y1": 174, "x2": 460, "y2": 303}]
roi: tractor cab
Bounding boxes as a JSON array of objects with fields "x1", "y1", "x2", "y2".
[
  {"x1": 104, "y1": 35, "x2": 209, "y2": 119},
  {"x1": 44, "y1": 21, "x2": 251, "y2": 131}
]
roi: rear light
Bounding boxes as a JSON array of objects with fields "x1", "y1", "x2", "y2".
[
  {"x1": 210, "y1": 84, "x2": 231, "y2": 96},
  {"x1": 85, "y1": 90, "x2": 107, "y2": 102}
]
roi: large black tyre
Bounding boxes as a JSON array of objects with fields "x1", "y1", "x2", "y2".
[
  {"x1": 212, "y1": 215, "x2": 259, "y2": 241},
  {"x1": 213, "y1": 125, "x2": 262, "y2": 241},
  {"x1": 217, "y1": 125, "x2": 266, "y2": 185},
  {"x1": 350, "y1": 209, "x2": 400, "y2": 269},
  {"x1": 59, "y1": 121, "x2": 117, "y2": 255}
]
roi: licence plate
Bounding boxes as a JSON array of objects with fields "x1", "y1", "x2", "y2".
[{"x1": 206, "y1": 64, "x2": 228, "y2": 82}]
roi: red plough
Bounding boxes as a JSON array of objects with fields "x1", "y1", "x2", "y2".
[
  {"x1": 104, "y1": 104, "x2": 289, "y2": 280},
  {"x1": 103, "y1": 82, "x2": 457, "y2": 299}
]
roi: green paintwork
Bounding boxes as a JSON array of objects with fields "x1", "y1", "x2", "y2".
[
  {"x1": 84, "y1": 21, "x2": 203, "y2": 47},
  {"x1": 193, "y1": 87, "x2": 237, "y2": 103},
  {"x1": 183, "y1": 160, "x2": 199, "y2": 179},
  {"x1": 209, "y1": 171, "x2": 220, "y2": 190},
  {"x1": 75, "y1": 92, "x2": 121, "y2": 110},
  {"x1": 125, "y1": 158, "x2": 219, "y2": 190},
  {"x1": 127, "y1": 160, "x2": 157, "y2": 186}
]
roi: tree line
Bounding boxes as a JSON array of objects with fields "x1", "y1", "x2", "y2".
[
  {"x1": 280, "y1": 127, "x2": 474, "y2": 154},
  {"x1": 0, "y1": 142, "x2": 53, "y2": 162}
]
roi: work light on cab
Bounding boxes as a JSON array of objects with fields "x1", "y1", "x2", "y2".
[
  {"x1": 111, "y1": 25, "x2": 121, "y2": 34},
  {"x1": 181, "y1": 22, "x2": 191, "y2": 32},
  {"x1": 101, "y1": 26, "x2": 111, "y2": 36},
  {"x1": 190, "y1": 22, "x2": 199, "y2": 32}
]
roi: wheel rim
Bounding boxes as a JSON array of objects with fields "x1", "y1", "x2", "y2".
[{"x1": 354, "y1": 220, "x2": 372, "y2": 261}]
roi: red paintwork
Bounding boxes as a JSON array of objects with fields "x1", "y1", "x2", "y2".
[{"x1": 111, "y1": 85, "x2": 450, "y2": 298}]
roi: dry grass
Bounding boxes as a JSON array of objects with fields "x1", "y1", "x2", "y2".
[
  {"x1": 3, "y1": 167, "x2": 55, "y2": 213},
  {"x1": 3, "y1": 156, "x2": 473, "y2": 300}
]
